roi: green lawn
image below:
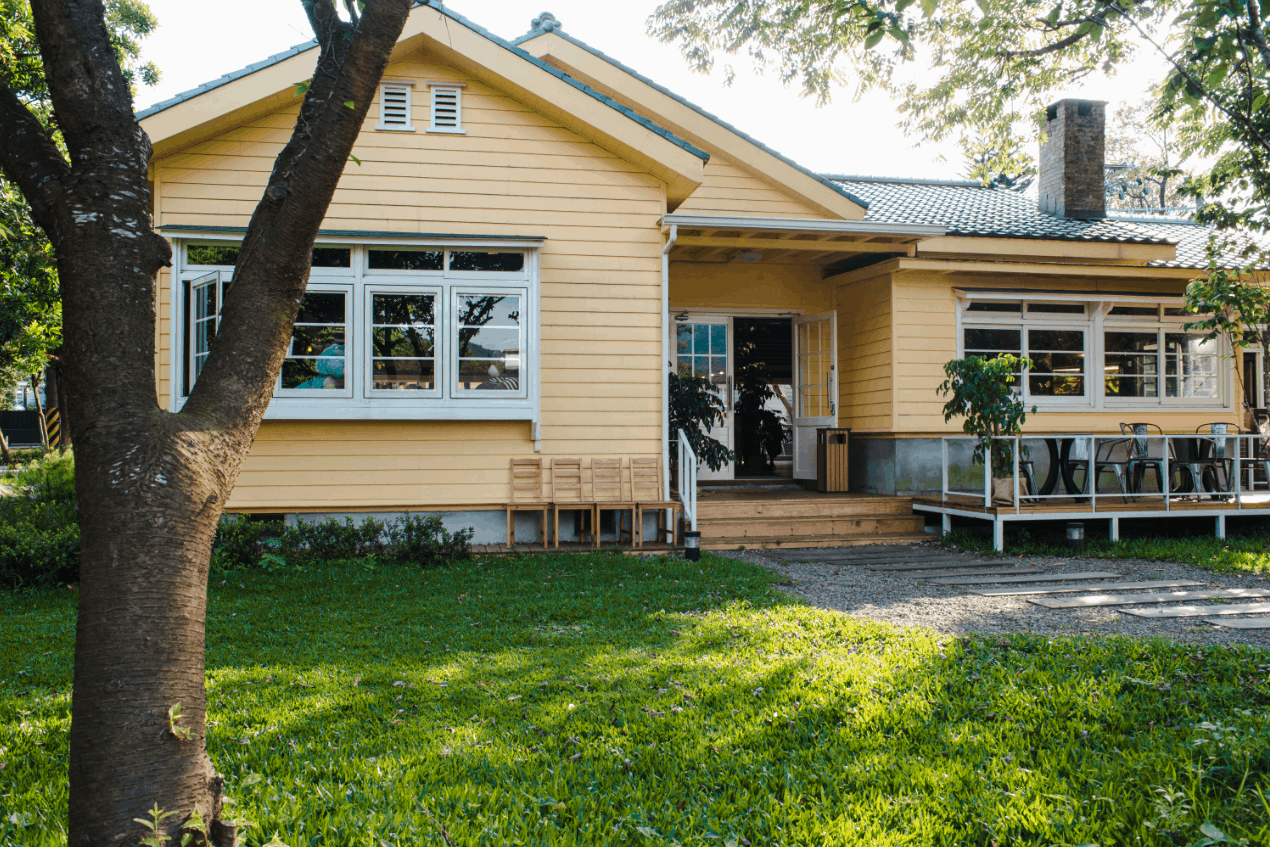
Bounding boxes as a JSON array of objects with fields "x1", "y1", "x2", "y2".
[
  {"x1": 3, "y1": 552, "x2": 1270, "y2": 846},
  {"x1": 943, "y1": 527, "x2": 1270, "y2": 576}
]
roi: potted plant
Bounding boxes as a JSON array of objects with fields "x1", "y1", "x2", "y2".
[{"x1": 937, "y1": 355, "x2": 1036, "y2": 503}]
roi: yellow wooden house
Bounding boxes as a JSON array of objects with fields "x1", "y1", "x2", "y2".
[{"x1": 140, "y1": 2, "x2": 1260, "y2": 548}]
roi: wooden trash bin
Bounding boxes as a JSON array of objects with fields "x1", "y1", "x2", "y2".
[{"x1": 816, "y1": 428, "x2": 850, "y2": 492}]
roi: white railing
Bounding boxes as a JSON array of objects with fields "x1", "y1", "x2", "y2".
[
  {"x1": 937, "y1": 431, "x2": 1270, "y2": 515},
  {"x1": 677, "y1": 428, "x2": 698, "y2": 531}
]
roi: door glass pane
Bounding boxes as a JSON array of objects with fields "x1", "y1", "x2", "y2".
[
  {"x1": 457, "y1": 294, "x2": 521, "y2": 391},
  {"x1": 282, "y1": 291, "x2": 347, "y2": 390},
  {"x1": 371, "y1": 293, "x2": 436, "y2": 391},
  {"x1": 797, "y1": 319, "x2": 832, "y2": 418},
  {"x1": 190, "y1": 275, "x2": 219, "y2": 385},
  {"x1": 675, "y1": 323, "x2": 727, "y2": 389}
]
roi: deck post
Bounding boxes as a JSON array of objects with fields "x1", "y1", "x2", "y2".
[
  {"x1": 983, "y1": 438, "x2": 991, "y2": 509},
  {"x1": 941, "y1": 513, "x2": 951, "y2": 536},
  {"x1": 1109, "y1": 516, "x2": 1119, "y2": 542},
  {"x1": 941, "y1": 438, "x2": 948, "y2": 503},
  {"x1": 992, "y1": 517, "x2": 1004, "y2": 552},
  {"x1": 1216, "y1": 514, "x2": 1226, "y2": 540}
]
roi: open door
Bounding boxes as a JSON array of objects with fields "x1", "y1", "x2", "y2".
[
  {"x1": 675, "y1": 316, "x2": 734, "y2": 481},
  {"x1": 792, "y1": 312, "x2": 837, "y2": 480}
]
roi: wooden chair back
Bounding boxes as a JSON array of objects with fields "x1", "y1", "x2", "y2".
[
  {"x1": 509, "y1": 458, "x2": 545, "y2": 503},
  {"x1": 551, "y1": 458, "x2": 585, "y2": 504},
  {"x1": 591, "y1": 458, "x2": 626, "y2": 502},
  {"x1": 630, "y1": 456, "x2": 663, "y2": 501}
]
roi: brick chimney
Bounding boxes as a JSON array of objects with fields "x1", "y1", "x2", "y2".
[{"x1": 1037, "y1": 99, "x2": 1107, "y2": 219}]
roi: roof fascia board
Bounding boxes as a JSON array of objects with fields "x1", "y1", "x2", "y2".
[
  {"x1": 518, "y1": 31, "x2": 868, "y2": 221},
  {"x1": 954, "y1": 288, "x2": 1183, "y2": 302},
  {"x1": 918, "y1": 235, "x2": 1176, "y2": 264},
  {"x1": 663, "y1": 213, "x2": 943, "y2": 239},
  {"x1": 895, "y1": 257, "x2": 1203, "y2": 279}
]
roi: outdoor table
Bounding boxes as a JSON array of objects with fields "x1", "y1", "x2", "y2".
[{"x1": 1035, "y1": 437, "x2": 1085, "y2": 496}]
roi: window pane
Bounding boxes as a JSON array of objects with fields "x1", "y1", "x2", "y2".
[
  {"x1": 1164, "y1": 333, "x2": 1219, "y2": 398},
  {"x1": 963, "y1": 327, "x2": 1021, "y2": 352},
  {"x1": 676, "y1": 325, "x2": 691, "y2": 355},
  {"x1": 372, "y1": 358, "x2": 436, "y2": 391},
  {"x1": 967, "y1": 302, "x2": 1021, "y2": 313},
  {"x1": 296, "y1": 292, "x2": 346, "y2": 324},
  {"x1": 1105, "y1": 331, "x2": 1158, "y2": 354},
  {"x1": 187, "y1": 244, "x2": 239, "y2": 266},
  {"x1": 1027, "y1": 303, "x2": 1085, "y2": 314},
  {"x1": 311, "y1": 247, "x2": 351, "y2": 268},
  {"x1": 694, "y1": 326, "x2": 709, "y2": 353},
  {"x1": 373, "y1": 293, "x2": 435, "y2": 326},
  {"x1": 456, "y1": 294, "x2": 521, "y2": 391},
  {"x1": 285, "y1": 291, "x2": 346, "y2": 390},
  {"x1": 1109, "y1": 306, "x2": 1158, "y2": 317},
  {"x1": 368, "y1": 248, "x2": 444, "y2": 271},
  {"x1": 1104, "y1": 331, "x2": 1159, "y2": 398},
  {"x1": 1028, "y1": 352, "x2": 1086, "y2": 396},
  {"x1": 372, "y1": 326, "x2": 434, "y2": 357},
  {"x1": 448, "y1": 251, "x2": 525, "y2": 272},
  {"x1": 1028, "y1": 330, "x2": 1083, "y2": 351},
  {"x1": 711, "y1": 324, "x2": 727, "y2": 354}
]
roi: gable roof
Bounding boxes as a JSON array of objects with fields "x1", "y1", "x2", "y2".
[
  {"x1": 138, "y1": 2, "x2": 706, "y2": 162},
  {"x1": 138, "y1": 2, "x2": 710, "y2": 207},
  {"x1": 825, "y1": 176, "x2": 1263, "y2": 269}
]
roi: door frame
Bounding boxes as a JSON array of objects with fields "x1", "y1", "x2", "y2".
[{"x1": 670, "y1": 308, "x2": 802, "y2": 482}]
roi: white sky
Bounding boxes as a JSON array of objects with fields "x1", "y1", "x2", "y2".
[{"x1": 133, "y1": 1, "x2": 1171, "y2": 181}]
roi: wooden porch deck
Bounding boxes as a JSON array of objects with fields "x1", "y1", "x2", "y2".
[{"x1": 697, "y1": 485, "x2": 929, "y2": 549}]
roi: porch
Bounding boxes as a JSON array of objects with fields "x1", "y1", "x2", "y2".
[{"x1": 915, "y1": 433, "x2": 1270, "y2": 550}]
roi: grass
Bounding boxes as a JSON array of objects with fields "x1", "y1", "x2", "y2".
[
  {"x1": 3, "y1": 552, "x2": 1270, "y2": 846},
  {"x1": 942, "y1": 525, "x2": 1270, "y2": 576}
]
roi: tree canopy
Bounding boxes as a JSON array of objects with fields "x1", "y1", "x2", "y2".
[{"x1": 649, "y1": 0, "x2": 1270, "y2": 245}]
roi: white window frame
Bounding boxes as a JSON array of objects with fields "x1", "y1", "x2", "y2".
[
  {"x1": 376, "y1": 81, "x2": 415, "y2": 132},
  {"x1": 958, "y1": 300, "x2": 1093, "y2": 410},
  {"x1": 364, "y1": 284, "x2": 443, "y2": 400},
  {"x1": 169, "y1": 238, "x2": 540, "y2": 425},
  {"x1": 427, "y1": 82, "x2": 465, "y2": 134},
  {"x1": 275, "y1": 281, "x2": 353, "y2": 399},
  {"x1": 955, "y1": 292, "x2": 1232, "y2": 412},
  {"x1": 450, "y1": 287, "x2": 529, "y2": 400}
]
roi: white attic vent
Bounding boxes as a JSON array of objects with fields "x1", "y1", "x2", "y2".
[
  {"x1": 428, "y1": 82, "x2": 465, "y2": 134},
  {"x1": 377, "y1": 81, "x2": 414, "y2": 131}
]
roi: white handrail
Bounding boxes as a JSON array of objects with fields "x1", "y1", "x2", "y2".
[{"x1": 677, "y1": 428, "x2": 698, "y2": 531}]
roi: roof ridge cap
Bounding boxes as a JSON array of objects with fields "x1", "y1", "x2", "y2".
[{"x1": 823, "y1": 174, "x2": 984, "y2": 188}]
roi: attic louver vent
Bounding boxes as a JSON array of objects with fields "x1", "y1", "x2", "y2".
[
  {"x1": 377, "y1": 81, "x2": 414, "y2": 131},
  {"x1": 428, "y1": 83, "x2": 465, "y2": 134}
]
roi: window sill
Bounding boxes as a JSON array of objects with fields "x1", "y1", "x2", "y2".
[{"x1": 176, "y1": 396, "x2": 533, "y2": 421}]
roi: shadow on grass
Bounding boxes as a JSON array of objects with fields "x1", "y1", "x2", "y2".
[{"x1": 2, "y1": 552, "x2": 1270, "y2": 845}]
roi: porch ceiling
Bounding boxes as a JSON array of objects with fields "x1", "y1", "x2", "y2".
[{"x1": 661, "y1": 213, "x2": 944, "y2": 266}]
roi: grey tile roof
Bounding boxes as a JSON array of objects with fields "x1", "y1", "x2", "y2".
[
  {"x1": 135, "y1": 2, "x2": 708, "y2": 162},
  {"x1": 510, "y1": 21, "x2": 870, "y2": 211},
  {"x1": 824, "y1": 175, "x2": 1262, "y2": 270}
]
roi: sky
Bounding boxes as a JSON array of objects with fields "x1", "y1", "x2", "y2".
[{"x1": 133, "y1": 1, "x2": 1171, "y2": 181}]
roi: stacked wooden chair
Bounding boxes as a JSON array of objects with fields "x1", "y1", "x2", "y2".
[
  {"x1": 507, "y1": 456, "x2": 683, "y2": 549},
  {"x1": 505, "y1": 458, "x2": 549, "y2": 548}
]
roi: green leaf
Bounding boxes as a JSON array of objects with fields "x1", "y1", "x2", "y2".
[
  {"x1": 864, "y1": 28, "x2": 886, "y2": 48},
  {"x1": 1199, "y1": 822, "x2": 1225, "y2": 839},
  {"x1": 344, "y1": 100, "x2": 355, "y2": 110},
  {"x1": 920, "y1": 0, "x2": 938, "y2": 15},
  {"x1": 293, "y1": 79, "x2": 311, "y2": 97},
  {"x1": 349, "y1": 154, "x2": 362, "y2": 167},
  {"x1": 1045, "y1": 4, "x2": 1062, "y2": 25}
]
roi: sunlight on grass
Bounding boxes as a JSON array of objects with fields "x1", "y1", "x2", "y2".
[{"x1": 2, "y1": 552, "x2": 1269, "y2": 845}]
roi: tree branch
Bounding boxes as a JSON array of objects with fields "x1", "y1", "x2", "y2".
[
  {"x1": 182, "y1": 0, "x2": 413, "y2": 429},
  {"x1": 0, "y1": 81, "x2": 69, "y2": 237}
]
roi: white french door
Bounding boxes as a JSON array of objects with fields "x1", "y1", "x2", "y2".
[
  {"x1": 676, "y1": 316, "x2": 734, "y2": 481},
  {"x1": 792, "y1": 311, "x2": 838, "y2": 479}
]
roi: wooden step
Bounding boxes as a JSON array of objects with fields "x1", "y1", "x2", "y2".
[
  {"x1": 696, "y1": 498, "x2": 915, "y2": 519},
  {"x1": 703, "y1": 531, "x2": 932, "y2": 550},
  {"x1": 697, "y1": 514, "x2": 925, "y2": 539}
]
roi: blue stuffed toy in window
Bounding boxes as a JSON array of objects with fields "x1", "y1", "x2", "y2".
[{"x1": 295, "y1": 343, "x2": 344, "y2": 389}]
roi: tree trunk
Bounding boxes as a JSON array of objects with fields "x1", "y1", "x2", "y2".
[
  {"x1": 46, "y1": 360, "x2": 71, "y2": 450},
  {"x1": 0, "y1": 2, "x2": 415, "y2": 844}
]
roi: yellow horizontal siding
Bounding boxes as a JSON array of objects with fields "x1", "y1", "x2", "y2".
[
  {"x1": 837, "y1": 275, "x2": 892, "y2": 432},
  {"x1": 156, "y1": 50, "x2": 671, "y2": 512},
  {"x1": 673, "y1": 155, "x2": 824, "y2": 219}
]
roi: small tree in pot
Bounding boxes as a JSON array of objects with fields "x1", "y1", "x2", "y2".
[{"x1": 938, "y1": 355, "x2": 1036, "y2": 498}]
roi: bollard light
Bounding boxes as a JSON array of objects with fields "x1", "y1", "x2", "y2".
[
  {"x1": 683, "y1": 531, "x2": 701, "y2": 562},
  {"x1": 1066, "y1": 521, "x2": 1085, "y2": 553}
]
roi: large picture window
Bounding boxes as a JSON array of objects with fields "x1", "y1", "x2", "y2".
[
  {"x1": 959, "y1": 296, "x2": 1226, "y2": 409},
  {"x1": 175, "y1": 241, "x2": 537, "y2": 419}
]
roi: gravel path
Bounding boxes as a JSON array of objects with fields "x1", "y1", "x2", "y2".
[{"x1": 714, "y1": 542, "x2": 1270, "y2": 647}]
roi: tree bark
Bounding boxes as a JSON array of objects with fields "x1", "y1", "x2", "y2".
[{"x1": 0, "y1": 1, "x2": 414, "y2": 845}]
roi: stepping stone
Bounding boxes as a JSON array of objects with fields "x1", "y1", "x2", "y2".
[
  {"x1": 932, "y1": 571, "x2": 1121, "y2": 586},
  {"x1": 905, "y1": 566, "x2": 1045, "y2": 578},
  {"x1": 968, "y1": 580, "x2": 1203, "y2": 597},
  {"x1": 1120, "y1": 602, "x2": 1270, "y2": 619},
  {"x1": 1032, "y1": 588, "x2": 1270, "y2": 609},
  {"x1": 869, "y1": 559, "x2": 1017, "y2": 572},
  {"x1": 1204, "y1": 617, "x2": 1270, "y2": 629}
]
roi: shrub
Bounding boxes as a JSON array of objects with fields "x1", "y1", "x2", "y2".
[
  {"x1": 0, "y1": 452, "x2": 79, "y2": 588},
  {"x1": 12, "y1": 449, "x2": 75, "y2": 504},
  {"x1": 210, "y1": 515, "x2": 285, "y2": 571},
  {"x1": 384, "y1": 513, "x2": 473, "y2": 567}
]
